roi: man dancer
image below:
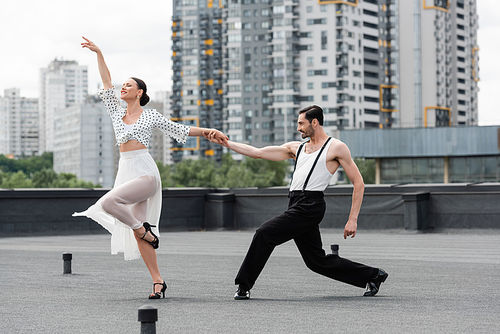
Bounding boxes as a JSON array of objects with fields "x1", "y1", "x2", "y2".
[{"x1": 205, "y1": 105, "x2": 388, "y2": 299}]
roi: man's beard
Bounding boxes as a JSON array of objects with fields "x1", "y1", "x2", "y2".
[{"x1": 301, "y1": 128, "x2": 314, "y2": 138}]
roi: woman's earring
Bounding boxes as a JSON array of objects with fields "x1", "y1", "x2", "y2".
[{"x1": 137, "y1": 96, "x2": 140, "y2": 99}]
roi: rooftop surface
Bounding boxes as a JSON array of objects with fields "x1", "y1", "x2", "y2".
[{"x1": 1, "y1": 229, "x2": 499, "y2": 333}]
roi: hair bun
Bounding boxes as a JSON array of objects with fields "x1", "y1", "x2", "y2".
[{"x1": 140, "y1": 93, "x2": 150, "y2": 106}]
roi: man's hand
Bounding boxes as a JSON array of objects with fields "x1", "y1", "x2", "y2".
[
  {"x1": 343, "y1": 219, "x2": 357, "y2": 239},
  {"x1": 203, "y1": 130, "x2": 229, "y2": 147}
]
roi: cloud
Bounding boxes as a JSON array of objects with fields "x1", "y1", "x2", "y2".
[{"x1": 0, "y1": 0, "x2": 172, "y2": 98}]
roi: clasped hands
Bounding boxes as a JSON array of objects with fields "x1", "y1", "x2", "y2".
[{"x1": 203, "y1": 130, "x2": 229, "y2": 147}]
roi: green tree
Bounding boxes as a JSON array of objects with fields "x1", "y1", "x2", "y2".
[
  {"x1": 0, "y1": 152, "x2": 53, "y2": 175},
  {"x1": 172, "y1": 159, "x2": 217, "y2": 187},
  {"x1": 353, "y1": 158, "x2": 376, "y2": 184},
  {"x1": 156, "y1": 162, "x2": 175, "y2": 187},
  {"x1": 32, "y1": 169, "x2": 58, "y2": 188},
  {"x1": 50, "y1": 173, "x2": 98, "y2": 188},
  {"x1": 0, "y1": 171, "x2": 33, "y2": 188},
  {"x1": 244, "y1": 158, "x2": 288, "y2": 187},
  {"x1": 156, "y1": 153, "x2": 290, "y2": 188}
]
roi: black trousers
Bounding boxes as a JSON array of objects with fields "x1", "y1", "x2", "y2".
[{"x1": 235, "y1": 191, "x2": 376, "y2": 290}]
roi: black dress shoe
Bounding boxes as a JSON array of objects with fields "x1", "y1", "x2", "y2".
[
  {"x1": 363, "y1": 269, "x2": 388, "y2": 297},
  {"x1": 234, "y1": 286, "x2": 250, "y2": 300}
]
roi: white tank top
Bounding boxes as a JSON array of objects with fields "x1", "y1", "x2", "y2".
[
  {"x1": 122, "y1": 121, "x2": 137, "y2": 141},
  {"x1": 289, "y1": 139, "x2": 334, "y2": 191}
]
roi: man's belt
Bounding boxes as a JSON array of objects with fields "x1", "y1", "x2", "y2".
[{"x1": 288, "y1": 190, "x2": 324, "y2": 198}]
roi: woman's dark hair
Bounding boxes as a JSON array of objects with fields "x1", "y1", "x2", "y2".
[
  {"x1": 130, "y1": 77, "x2": 150, "y2": 106},
  {"x1": 299, "y1": 105, "x2": 324, "y2": 126}
]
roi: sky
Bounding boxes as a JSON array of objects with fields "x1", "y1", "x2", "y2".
[{"x1": 0, "y1": 0, "x2": 499, "y2": 125}]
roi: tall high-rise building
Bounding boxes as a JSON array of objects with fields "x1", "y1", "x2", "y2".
[
  {"x1": 397, "y1": 0, "x2": 479, "y2": 127},
  {"x1": 171, "y1": 3, "x2": 224, "y2": 163},
  {"x1": 3, "y1": 89, "x2": 21, "y2": 156},
  {"x1": 20, "y1": 97, "x2": 39, "y2": 156},
  {"x1": 39, "y1": 59, "x2": 88, "y2": 153},
  {"x1": 0, "y1": 89, "x2": 39, "y2": 157},
  {"x1": 154, "y1": 91, "x2": 174, "y2": 165},
  {"x1": 172, "y1": 0, "x2": 479, "y2": 161},
  {"x1": 0, "y1": 95, "x2": 10, "y2": 155},
  {"x1": 53, "y1": 95, "x2": 115, "y2": 188}
]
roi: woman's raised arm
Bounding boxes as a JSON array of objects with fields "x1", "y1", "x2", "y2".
[{"x1": 81, "y1": 36, "x2": 112, "y2": 90}]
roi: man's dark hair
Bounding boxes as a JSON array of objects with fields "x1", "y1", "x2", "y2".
[{"x1": 299, "y1": 105, "x2": 324, "y2": 126}]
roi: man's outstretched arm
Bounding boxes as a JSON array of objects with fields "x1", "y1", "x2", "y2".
[{"x1": 204, "y1": 132, "x2": 299, "y2": 161}]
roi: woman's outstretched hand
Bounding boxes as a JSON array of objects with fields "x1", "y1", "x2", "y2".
[
  {"x1": 203, "y1": 130, "x2": 229, "y2": 147},
  {"x1": 81, "y1": 36, "x2": 101, "y2": 53},
  {"x1": 81, "y1": 36, "x2": 112, "y2": 89}
]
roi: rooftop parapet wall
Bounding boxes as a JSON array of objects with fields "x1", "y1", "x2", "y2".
[{"x1": 1, "y1": 183, "x2": 499, "y2": 237}]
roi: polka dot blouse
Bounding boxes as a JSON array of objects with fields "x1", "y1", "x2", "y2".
[{"x1": 98, "y1": 87, "x2": 190, "y2": 147}]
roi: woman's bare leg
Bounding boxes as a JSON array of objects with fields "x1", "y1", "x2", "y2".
[
  {"x1": 101, "y1": 176, "x2": 156, "y2": 229},
  {"x1": 131, "y1": 201, "x2": 164, "y2": 295},
  {"x1": 101, "y1": 175, "x2": 164, "y2": 294}
]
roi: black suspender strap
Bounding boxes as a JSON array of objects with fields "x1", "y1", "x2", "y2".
[
  {"x1": 289, "y1": 141, "x2": 307, "y2": 187},
  {"x1": 301, "y1": 137, "x2": 332, "y2": 192}
]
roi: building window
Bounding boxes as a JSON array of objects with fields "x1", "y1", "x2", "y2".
[
  {"x1": 322, "y1": 95, "x2": 328, "y2": 101},
  {"x1": 307, "y1": 69, "x2": 328, "y2": 76},
  {"x1": 321, "y1": 31, "x2": 327, "y2": 50},
  {"x1": 307, "y1": 18, "x2": 327, "y2": 25}
]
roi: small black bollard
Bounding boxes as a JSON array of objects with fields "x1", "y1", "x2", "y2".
[
  {"x1": 331, "y1": 244, "x2": 339, "y2": 256},
  {"x1": 138, "y1": 305, "x2": 157, "y2": 334},
  {"x1": 62, "y1": 252, "x2": 72, "y2": 274}
]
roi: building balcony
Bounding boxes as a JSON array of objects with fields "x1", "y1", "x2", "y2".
[{"x1": 336, "y1": 60, "x2": 349, "y2": 67}]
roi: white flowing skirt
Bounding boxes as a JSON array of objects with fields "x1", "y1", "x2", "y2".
[{"x1": 73, "y1": 149, "x2": 162, "y2": 260}]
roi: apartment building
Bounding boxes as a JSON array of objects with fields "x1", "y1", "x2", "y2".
[
  {"x1": 53, "y1": 95, "x2": 115, "y2": 188},
  {"x1": 171, "y1": 1, "x2": 224, "y2": 163},
  {"x1": 153, "y1": 91, "x2": 174, "y2": 165},
  {"x1": 398, "y1": 0, "x2": 479, "y2": 127},
  {"x1": 39, "y1": 59, "x2": 88, "y2": 153},
  {"x1": 0, "y1": 89, "x2": 39, "y2": 157},
  {"x1": 0, "y1": 95, "x2": 10, "y2": 155},
  {"x1": 172, "y1": 0, "x2": 479, "y2": 164}
]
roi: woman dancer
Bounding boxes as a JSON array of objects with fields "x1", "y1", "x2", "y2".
[{"x1": 73, "y1": 37, "x2": 228, "y2": 299}]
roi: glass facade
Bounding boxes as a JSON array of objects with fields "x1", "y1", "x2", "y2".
[
  {"x1": 381, "y1": 157, "x2": 444, "y2": 184},
  {"x1": 380, "y1": 156, "x2": 500, "y2": 184},
  {"x1": 449, "y1": 156, "x2": 500, "y2": 183}
]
